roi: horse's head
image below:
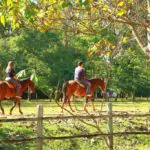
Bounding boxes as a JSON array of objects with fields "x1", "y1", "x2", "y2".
[
  {"x1": 97, "y1": 78, "x2": 106, "y2": 92},
  {"x1": 20, "y1": 78, "x2": 35, "y2": 93},
  {"x1": 90, "y1": 78, "x2": 106, "y2": 93},
  {"x1": 27, "y1": 79, "x2": 35, "y2": 93}
]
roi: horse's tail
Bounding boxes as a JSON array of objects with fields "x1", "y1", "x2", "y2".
[
  {"x1": 62, "y1": 81, "x2": 68, "y2": 103},
  {"x1": 57, "y1": 92, "x2": 62, "y2": 101}
]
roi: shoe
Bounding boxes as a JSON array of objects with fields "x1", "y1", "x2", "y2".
[{"x1": 15, "y1": 96, "x2": 22, "y2": 99}]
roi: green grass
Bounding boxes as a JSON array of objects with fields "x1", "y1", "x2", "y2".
[
  {"x1": 0, "y1": 99, "x2": 149, "y2": 116},
  {"x1": 0, "y1": 99, "x2": 150, "y2": 150}
]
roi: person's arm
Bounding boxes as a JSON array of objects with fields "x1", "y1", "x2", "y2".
[{"x1": 79, "y1": 68, "x2": 85, "y2": 79}]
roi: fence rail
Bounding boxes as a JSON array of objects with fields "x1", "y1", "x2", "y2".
[
  {"x1": 0, "y1": 103, "x2": 150, "y2": 150},
  {"x1": 0, "y1": 132, "x2": 150, "y2": 145},
  {"x1": 0, "y1": 114, "x2": 149, "y2": 123}
]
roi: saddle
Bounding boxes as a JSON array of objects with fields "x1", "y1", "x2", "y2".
[
  {"x1": 68, "y1": 80, "x2": 85, "y2": 88},
  {"x1": 4, "y1": 81, "x2": 16, "y2": 89}
]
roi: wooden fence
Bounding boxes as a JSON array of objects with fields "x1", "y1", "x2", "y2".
[{"x1": 0, "y1": 103, "x2": 150, "y2": 150}]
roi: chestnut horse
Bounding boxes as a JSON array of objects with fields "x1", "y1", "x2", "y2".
[
  {"x1": 0, "y1": 78, "x2": 35, "y2": 115},
  {"x1": 61, "y1": 78, "x2": 105, "y2": 113}
]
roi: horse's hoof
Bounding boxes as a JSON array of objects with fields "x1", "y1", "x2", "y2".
[
  {"x1": 20, "y1": 112, "x2": 23, "y2": 115},
  {"x1": 84, "y1": 109, "x2": 89, "y2": 113}
]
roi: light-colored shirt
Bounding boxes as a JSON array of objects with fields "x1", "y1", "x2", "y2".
[{"x1": 74, "y1": 66, "x2": 85, "y2": 80}]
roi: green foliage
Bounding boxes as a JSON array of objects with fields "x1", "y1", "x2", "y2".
[
  {"x1": 110, "y1": 48, "x2": 150, "y2": 96},
  {"x1": 1, "y1": 26, "x2": 149, "y2": 98},
  {"x1": 0, "y1": 29, "x2": 87, "y2": 93}
]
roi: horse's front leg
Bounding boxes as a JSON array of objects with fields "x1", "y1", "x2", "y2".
[
  {"x1": 10, "y1": 97, "x2": 23, "y2": 115},
  {"x1": 0, "y1": 101, "x2": 5, "y2": 115}
]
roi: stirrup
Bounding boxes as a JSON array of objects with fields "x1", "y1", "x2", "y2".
[{"x1": 15, "y1": 96, "x2": 22, "y2": 99}]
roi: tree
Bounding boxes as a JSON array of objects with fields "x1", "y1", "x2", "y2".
[
  {"x1": 0, "y1": 0, "x2": 149, "y2": 99},
  {"x1": 0, "y1": 0, "x2": 150, "y2": 57},
  {"x1": 0, "y1": 28, "x2": 87, "y2": 97}
]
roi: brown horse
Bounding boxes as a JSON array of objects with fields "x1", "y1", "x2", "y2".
[
  {"x1": 61, "y1": 78, "x2": 105, "y2": 113},
  {"x1": 0, "y1": 78, "x2": 35, "y2": 115}
]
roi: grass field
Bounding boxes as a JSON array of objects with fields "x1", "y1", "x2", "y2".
[
  {"x1": 0, "y1": 99, "x2": 150, "y2": 150},
  {"x1": 0, "y1": 99, "x2": 150, "y2": 116}
]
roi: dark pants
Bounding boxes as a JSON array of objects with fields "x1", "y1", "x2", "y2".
[{"x1": 75, "y1": 79, "x2": 91, "y2": 95}]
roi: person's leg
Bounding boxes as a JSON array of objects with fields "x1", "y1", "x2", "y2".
[
  {"x1": 80, "y1": 80, "x2": 91, "y2": 96},
  {"x1": 8, "y1": 79, "x2": 21, "y2": 96}
]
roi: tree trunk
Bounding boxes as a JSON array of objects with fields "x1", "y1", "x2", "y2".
[
  {"x1": 28, "y1": 89, "x2": 31, "y2": 101},
  {"x1": 130, "y1": 0, "x2": 150, "y2": 58},
  {"x1": 132, "y1": 92, "x2": 135, "y2": 101},
  {"x1": 64, "y1": 30, "x2": 69, "y2": 48},
  {"x1": 147, "y1": 0, "x2": 150, "y2": 57},
  {"x1": 55, "y1": 79, "x2": 60, "y2": 100}
]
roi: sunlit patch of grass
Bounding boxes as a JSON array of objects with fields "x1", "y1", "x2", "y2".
[{"x1": 0, "y1": 99, "x2": 149, "y2": 116}]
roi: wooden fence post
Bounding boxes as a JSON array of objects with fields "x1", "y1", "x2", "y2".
[
  {"x1": 107, "y1": 102, "x2": 113, "y2": 150},
  {"x1": 37, "y1": 105, "x2": 43, "y2": 150}
]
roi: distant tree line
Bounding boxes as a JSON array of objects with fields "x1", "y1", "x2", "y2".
[{"x1": 0, "y1": 28, "x2": 149, "y2": 100}]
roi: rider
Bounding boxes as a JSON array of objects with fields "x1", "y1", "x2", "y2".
[
  {"x1": 5, "y1": 61, "x2": 21, "y2": 98},
  {"x1": 74, "y1": 61, "x2": 91, "y2": 97}
]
